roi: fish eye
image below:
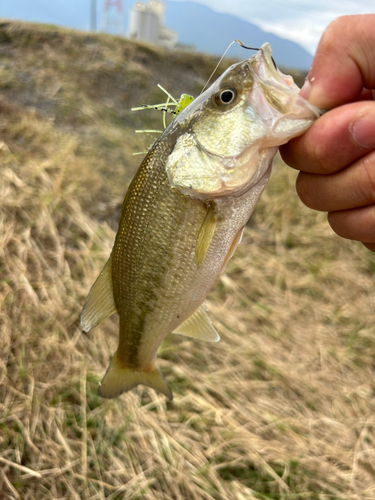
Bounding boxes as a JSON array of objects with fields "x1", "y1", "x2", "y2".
[{"x1": 214, "y1": 87, "x2": 237, "y2": 107}]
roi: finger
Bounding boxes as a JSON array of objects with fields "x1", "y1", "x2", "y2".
[
  {"x1": 328, "y1": 205, "x2": 375, "y2": 243},
  {"x1": 300, "y1": 15, "x2": 375, "y2": 109},
  {"x1": 280, "y1": 101, "x2": 375, "y2": 174},
  {"x1": 362, "y1": 242, "x2": 375, "y2": 252},
  {"x1": 295, "y1": 149, "x2": 375, "y2": 212},
  {"x1": 358, "y1": 89, "x2": 375, "y2": 101}
]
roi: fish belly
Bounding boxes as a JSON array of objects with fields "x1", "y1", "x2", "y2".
[
  {"x1": 111, "y1": 137, "x2": 272, "y2": 370},
  {"x1": 111, "y1": 169, "x2": 212, "y2": 368}
]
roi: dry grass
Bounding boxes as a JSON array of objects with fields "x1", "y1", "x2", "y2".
[{"x1": 1, "y1": 21, "x2": 375, "y2": 500}]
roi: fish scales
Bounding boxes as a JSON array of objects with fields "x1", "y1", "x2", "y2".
[
  {"x1": 112, "y1": 129, "x2": 251, "y2": 370},
  {"x1": 112, "y1": 131, "x2": 208, "y2": 368},
  {"x1": 80, "y1": 43, "x2": 321, "y2": 400}
]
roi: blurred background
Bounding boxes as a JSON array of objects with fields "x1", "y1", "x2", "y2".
[
  {"x1": 1, "y1": 0, "x2": 374, "y2": 68},
  {"x1": 1, "y1": 2, "x2": 375, "y2": 500}
]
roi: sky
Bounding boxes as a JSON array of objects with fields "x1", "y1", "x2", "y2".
[
  {"x1": 169, "y1": 0, "x2": 375, "y2": 54},
  {"x1": 1, "y1": 0, "x2": 374, "y2": 56}
]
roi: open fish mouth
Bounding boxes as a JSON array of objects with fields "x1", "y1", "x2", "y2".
[
  {"x1": 250, "y1": 43, "x2": 322, "y2": 119},
  {"x1": 250, "y1": 43, "x2": 297, "y2": 90}
]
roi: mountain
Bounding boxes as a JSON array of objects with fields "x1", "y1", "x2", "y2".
[
  {"x1": 0, "y1": 0, "x2": 312, "y2": 69},
  {"x1": 164, "y1": 1, "x2": 312, "y2": 69}
]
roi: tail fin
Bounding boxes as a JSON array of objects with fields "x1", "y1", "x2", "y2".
[{"x1": 99, "y1": 352, "x2": 173, "y2": 401}]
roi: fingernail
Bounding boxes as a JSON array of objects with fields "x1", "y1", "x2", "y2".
[
  {"x1": 299, "y1": 78, "x2": 311, "y2": 99},
  {"x1": 350, "y1": 115, "x2": 375, "y2": 149},
  {"x1": 299, "y1": 77, "x2": 328, "y2": 109}
]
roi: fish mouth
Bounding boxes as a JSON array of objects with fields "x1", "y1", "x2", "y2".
[
  {"x1": 250, "y1": 43, "x2": 296, "y2": 90},
  {"x1": 248, "y1": 43, "x2": 322, "y2": 120},
  {"x1": 257, "y1": 44, "x2": 276, "y2": 71}
]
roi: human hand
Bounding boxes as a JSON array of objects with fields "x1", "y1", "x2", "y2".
[{"x1": 280, "y1": 14, "x2": 375, "y2": 251}]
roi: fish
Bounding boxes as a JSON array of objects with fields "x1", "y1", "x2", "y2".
[{"x1": 80, "y1": 43, "x2": 320, "y2": 401}]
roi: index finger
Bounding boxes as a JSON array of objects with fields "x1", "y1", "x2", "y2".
[
  {"x1": 280, "y1": 101, "x2": 375, "y2": 174},
  {"x1": 301, "y1": 15, "x2": 375, "y2": 109}
]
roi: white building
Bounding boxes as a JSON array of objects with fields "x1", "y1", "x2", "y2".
[{"x1": 128, "y1": 1, "x2": 177, "y2": 49}]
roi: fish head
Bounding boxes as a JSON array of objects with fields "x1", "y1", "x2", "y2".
[{"x1": 166, "y1": 43, "x2": 321, "y2": 198}]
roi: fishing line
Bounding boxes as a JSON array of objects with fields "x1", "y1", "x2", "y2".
[
  {"x1": 200, "y1": 39, "x2": 277, "y2": 95},
  {"x1": 200, "y1": 40, "x2": 238, "y2": 94}
]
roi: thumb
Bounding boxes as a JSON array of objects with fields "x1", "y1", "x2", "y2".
[{"x1": 301, "y1": 15, "x2": 375, "y2": 109}]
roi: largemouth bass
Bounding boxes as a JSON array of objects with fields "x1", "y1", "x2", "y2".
[{"x1": 81, "y1": 44, "x2": 320, "y2": 400}]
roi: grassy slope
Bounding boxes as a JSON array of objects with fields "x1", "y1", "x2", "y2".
[{"x1": 1, "y1": 20, "x2": 375, "y2": 500}]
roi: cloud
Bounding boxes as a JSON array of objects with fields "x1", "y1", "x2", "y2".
[
  {"x1": 253, "y1": 10, "x2": 340, "y2": 54},
  {"x1": 170, "y1": 0, "x2": 375, "y2": 54},
  {"x1": 251, "y1": 1, "x2": 375, "y2": 53}
]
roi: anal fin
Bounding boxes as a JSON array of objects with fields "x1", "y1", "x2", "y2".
[
  {"x1": 173, "y1": 303, "x2": 220, "y2": 342},
  {"x1": 195, "y1": 203, "x2": 217, "y2": 270},
  {"x1": 80, "y1": 255, "x2": 117, "y2": 332},
  {"x1": 99, "y1": 352, "x2": 173, "y2": 401}
]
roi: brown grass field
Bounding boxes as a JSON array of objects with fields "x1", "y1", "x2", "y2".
[{"x1": 1, "y1": 21, "x2": 375, "y2": 500}]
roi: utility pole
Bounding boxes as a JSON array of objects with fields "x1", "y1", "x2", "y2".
[
  {"x1": 102, "y1": 0, "x2": 124, "y2": 36},
  {"x1": 91, "y1": 0, "x2": 96, "y2": 32}
]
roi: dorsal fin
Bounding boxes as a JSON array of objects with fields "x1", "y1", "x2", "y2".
[
  {"x1": 195, "y1": 203, "x2": 217, "y2": 270},
  {"x1": 173, "y1": 303, "x2": 220, "y2": 342},
  {"x1": 80, "y1": 255, "x2": 117, "y2": 332}
]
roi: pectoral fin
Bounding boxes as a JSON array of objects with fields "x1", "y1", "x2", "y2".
[
  {"x1": 195, "y1": 203, "x2": 217, "y2": 269},
  {"x1": 80, "y1": 255, "x2": 117, "y2": 332},
  {"x1": 99, "y1": 352, "x2": 173, "y2": 400},
  {"x1": 219, "y1": 227, "x2": 244, "y2": 274},
  {"x1": 173, "y1": 303, "x2": 220, "y2": 342}
]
